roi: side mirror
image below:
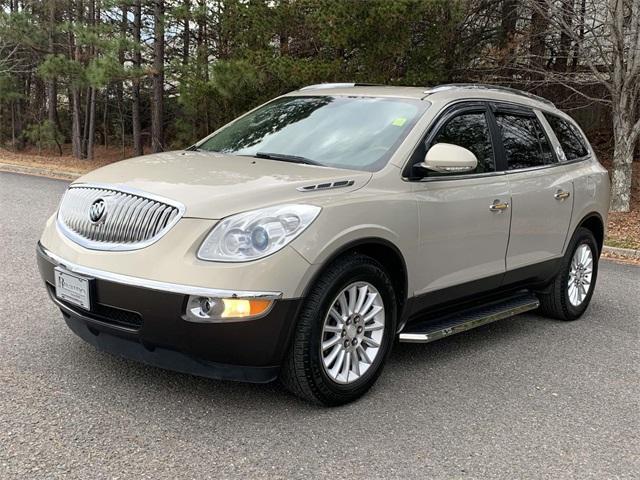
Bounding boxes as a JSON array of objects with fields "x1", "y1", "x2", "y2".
[{"x1": 415, "y1": 143, "x2": 478, "y2": 174}]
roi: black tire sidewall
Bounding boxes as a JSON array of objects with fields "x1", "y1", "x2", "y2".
[
  {"x1": 561, "y1": 229, "x2": 599, "y2": 319},
  {"x1": 307, "y1": 257, "x2": 397, "y2": 402}
]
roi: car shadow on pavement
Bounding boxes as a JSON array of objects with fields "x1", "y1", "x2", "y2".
[{"x1": 55, "y1": 312, "x2": 553, "y2": 413}]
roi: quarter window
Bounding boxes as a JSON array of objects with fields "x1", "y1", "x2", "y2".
[
  {"x1": 543, "y1": 113, "x2": 589, "y2": 160},
  {"x1": 495, "y1": 113, "x2": 555, "y2": 170},
  {"x1": 430, "y1": 112, "x2": 495, "y2": 173}
]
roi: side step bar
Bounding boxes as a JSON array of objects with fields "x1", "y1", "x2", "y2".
[{"x1": 398, "y1": 292, "x2": 540, "y2": 343}]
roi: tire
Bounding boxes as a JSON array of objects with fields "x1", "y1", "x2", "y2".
[
  {"x1": 537, "y1": 227, "x2": 599, "y2": 321},
  {"x1": 280, "y1": 253, "x2": 397, "y2": 406}
]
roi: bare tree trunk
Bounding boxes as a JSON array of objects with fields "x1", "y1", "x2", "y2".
[
  {"x1": 87, "y1": 87, "x2": 96, "y2": 160},
  {"x1": 198, "y1": 0, "x2": 208, "y2": 82},
  {"x1": 556, "y1": 0, "x2": 573, "y2": 71},
  {"x1": 103, "y1": 89, "x2": 108, "y2": 149},
  {"x1": 68, "y1": 0, "x2": 83, "y2": 159},
  {"x1": 118, "y1": 2, "x2": 127, "y2": 156},
  {"x1": 197, "y1": 0, "x2": 209, "y2": 135},
  {"x1": 11, "y1": 102, "x2": 15, "y2": 150},
  {"x1": 151, "y1": 0, "x2": 165, "y2": 153},
  {"x1": 132, "y1": 0, "x2": 143, "y2": 156},
  {"x1": 529, "y1": 0, "x2": 548, "y2": 75},
  {"x1": 608, "y1": 0, "x2": 640, "y2": 212},
  {"x1": 498, "y1": 0, "x2": 519, "y2": 80},
  {"x1": 82, "y1": 86, "x2": 91, "y2": 156},
  {"x1": 47, "y1": 0, "x2": 59, "y2": 129},
  {"x1": 82, "y1": 0, "x2": 98, "y2": 160},
  {"x1": 570, "y1": 0, "x2": 586, "y2": 70},
  {"x1": 46, "y1": 79, "x2": 58, "y2": 129},
  {"x1": 14, "y1": 98, "x2": 24, "y2": 150},
  {"x1": 183, "y1": 0, "x2": 190, "y2": 65},
  {"x1": 610, "y1": 114, "x2": 636, "y2": 211},
  {"x1": 500, "y1": 0, "x2": 519, "y2": 49},
  {"x1": 34, "y1": 76, "x2": 46, "y2": 125},
  {"x1": 71, "y1": 88, "x2": 82, "y2": 158}
]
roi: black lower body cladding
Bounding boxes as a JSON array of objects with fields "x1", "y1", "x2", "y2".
[{"x1": 36, "y1": 243, "x2": 302, "y2": 383}]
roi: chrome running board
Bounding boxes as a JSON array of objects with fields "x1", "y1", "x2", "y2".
[{"x1": 398, "y1": 292, "x2": 540, "y2": 343}]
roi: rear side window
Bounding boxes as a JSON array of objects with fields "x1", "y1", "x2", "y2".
[
  {"x1": 543, "y1": 113, "x2": 589, "y2": 160},
  {"x1": 495, "y1": 113, "x2": 555, "y2": 170},
  {"x1": 430, "y1": 112, "x2": 495, "y2": 173}
]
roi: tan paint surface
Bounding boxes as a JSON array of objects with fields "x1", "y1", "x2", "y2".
[
  {"x1": 76, "y1": 151, "x2": 372, "y2": 219},
  {"x1": 41, "y1": 86, "x2": 610, "y2": 302}
]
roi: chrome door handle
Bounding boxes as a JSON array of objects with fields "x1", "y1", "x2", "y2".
[
  {"x1": 489, "y1": 200, "x2": 509, "y2": 212},
  {"x1": 554, "y1": 190, "x2": 571, "y2": 200}
]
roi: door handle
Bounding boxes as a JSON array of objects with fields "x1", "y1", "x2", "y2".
[
  {"x1": 489, "y1": 200, "x2": 509, "y2": 212},
  {"x1": 554, "y1": 190, "x2": 571, "y2": 200}
]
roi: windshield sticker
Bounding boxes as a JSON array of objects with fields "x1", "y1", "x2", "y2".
[{"x1": 391, "y1": 117, "x2": 407, "y2": 127}]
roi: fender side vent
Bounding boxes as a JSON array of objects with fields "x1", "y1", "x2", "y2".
[{"x1": 297, "y1": 180, "x2": 355, "y2": 192}]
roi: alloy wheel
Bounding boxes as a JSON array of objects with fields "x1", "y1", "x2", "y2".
[
  {"x1": 567, "y1": 243, "x2": 594, "y2": 307},
  {"x1": 320, "y1": 281, "x2": 385, "y2": 384}
]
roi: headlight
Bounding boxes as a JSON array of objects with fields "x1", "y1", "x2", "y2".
[{"x1": 197, "y1": 204, "x2": 321, "y2": 262}]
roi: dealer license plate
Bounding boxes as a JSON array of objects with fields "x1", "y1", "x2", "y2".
[{"x1": 54, "y1": 267, "x2": 92, "y2": 310}]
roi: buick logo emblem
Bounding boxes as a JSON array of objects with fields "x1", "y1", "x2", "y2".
[{"x1": 89, "y1": 198, "x2": 106, "y2": 224}]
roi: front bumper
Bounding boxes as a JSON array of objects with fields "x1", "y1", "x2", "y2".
[{"x1": 37, "y1": 243, "x2": 302, "y2": 383}]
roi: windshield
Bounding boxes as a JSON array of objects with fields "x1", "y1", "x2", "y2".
[{"x1": 197, "y1": 95, "x2": 427, "y2": 171}]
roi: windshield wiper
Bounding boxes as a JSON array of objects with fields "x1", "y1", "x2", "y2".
[{"x1": 255, "y1": 151, "x2": 321, "y2": 166}]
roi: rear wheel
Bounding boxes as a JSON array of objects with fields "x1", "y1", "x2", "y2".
[
  {"x1": 280, "y1": 254, "x2": 396, "y2": 406},
  {"x1": 537, "y1": 227, "x2": 599, "y2": 321}
]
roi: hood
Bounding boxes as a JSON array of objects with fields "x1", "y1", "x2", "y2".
[{"x1": 74, "y1": 151, "x2": 372, "y2": 218}]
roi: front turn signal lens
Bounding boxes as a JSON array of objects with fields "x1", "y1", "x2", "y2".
[
  {"x1": 185, "y1": 295, "x2": 274, "y2": 322},
  {"x1": 221, "y1": 299, "x2": 272, "y2": 318}
]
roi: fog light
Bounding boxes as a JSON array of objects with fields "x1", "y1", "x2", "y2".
[
  {"x1": 200, "y1": 297, "x2": 214, "y2": 315},
  {"x1": 185, "y1": 295, "x2": 273, "y2": 322}
]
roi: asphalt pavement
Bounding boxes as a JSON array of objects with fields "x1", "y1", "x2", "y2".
[{"x1": 1, "y1": 171, "x2": 638, "y2": 479}]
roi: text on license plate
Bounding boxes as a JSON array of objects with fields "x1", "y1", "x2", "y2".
[{"x1": 54, "y1": 267, "x2": 91, "y2": 310}]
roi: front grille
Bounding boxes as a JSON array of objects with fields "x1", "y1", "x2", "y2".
[{"x1": 57, "y1": 184, "x2": 183, "y2": 250}]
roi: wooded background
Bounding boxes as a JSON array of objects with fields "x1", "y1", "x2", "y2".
[{"x1": 0, "y1": 0, "x2": 638, "y2": 211}]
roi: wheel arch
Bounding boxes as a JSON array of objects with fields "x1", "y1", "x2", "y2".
[
  {"x1": 301, "y1": 237, "x2": 409, "y2": 326},
  {"x1": 576, "y1": 212, "x2": 605, "y2": 254}
]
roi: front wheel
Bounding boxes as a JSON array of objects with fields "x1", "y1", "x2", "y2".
[
  {"x1": 537, "y1": 227, "x2": 599, "y2": 321},
  {"x1": 280, "y1": 254, "x2": 397, "y2": 406}
]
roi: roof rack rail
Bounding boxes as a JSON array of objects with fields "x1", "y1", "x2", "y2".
[
  {"x1": 423, "y1": 83, "x2": 555, "y2": 107},
  {"x1": 299, "y1": 82, "x2": 383, "y2": 91}
]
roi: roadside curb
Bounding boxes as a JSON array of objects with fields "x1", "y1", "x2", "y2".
[
  {"x1": 602, "y1": 245, "x2": 640, "y2": 260},
  {"x1": 0, "y1": 162, "x2": 81, "y2": 181}
]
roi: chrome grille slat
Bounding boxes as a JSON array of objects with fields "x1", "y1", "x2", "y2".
[
  {"x1": 153, "y1": 205, "x2": 169, "y2": 236},
  {"x1": 142, "y1": 203, "x2": 163, "y2": 240},
  {"x1": 124, "y1": 197, "x2": 142, "y2": 241},
  {"x1": 155, "y1": 207, "x2": 172, "y2": 236},
  {"x1": 106, "y1": 192, "x2": 128, "y2": 241},
  {"x1": 132, "y1": 199, "x2": 152, "y2": 242},
  {"x1": 123, "y1": 197, "x2": 145, "y2": 242},
  {"x1": 114, "y1": 193, "x2": 135, "y2": 241},
  {"x1": 56, "y1": 184, "x2": 184, "y2": 251}
]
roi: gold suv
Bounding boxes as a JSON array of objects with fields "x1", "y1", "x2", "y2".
[{"x1": 37, "y1": 84, "x2": 610, "y2": 405}]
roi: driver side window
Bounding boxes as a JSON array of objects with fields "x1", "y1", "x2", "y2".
[{"x1": 430, "y1": 112, "x2": 496, "y2": 174}]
